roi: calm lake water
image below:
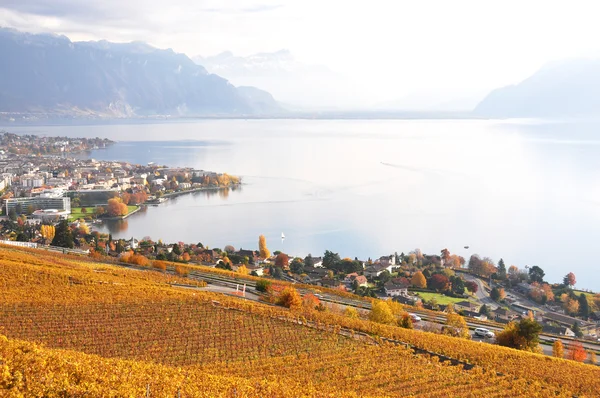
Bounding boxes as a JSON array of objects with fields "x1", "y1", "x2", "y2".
[{"x1": 6, "y1": 119, "x2": 600, "y2": 290}]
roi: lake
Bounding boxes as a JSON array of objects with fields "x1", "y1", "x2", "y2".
[{"x1": 5, "y1": 119, "x2": 600, "y2": 290}]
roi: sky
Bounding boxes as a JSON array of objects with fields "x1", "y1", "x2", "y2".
[{"x1": 2, "y1": 0, "x2": 600, "y2": 106}]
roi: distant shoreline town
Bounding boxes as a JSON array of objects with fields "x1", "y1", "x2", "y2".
[{"x1": 0, "y1": 131, "x2": 240, "y2": 223}]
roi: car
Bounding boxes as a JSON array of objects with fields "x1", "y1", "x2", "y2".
[
  {"x1": 408, "y1": 313, "x2": 421, "y2": 322},
  {"x1": 474, "y1": 327, "x2": 494, "y2": 338}
]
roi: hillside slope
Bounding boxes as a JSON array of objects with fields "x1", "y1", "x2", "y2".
[{"x1": 0, "y1": 246, "x2": 598, "y2": 397}]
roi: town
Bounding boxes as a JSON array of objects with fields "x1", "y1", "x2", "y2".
[{"x1": 1, "y1": 131, "x2": 598, "y2": 364}]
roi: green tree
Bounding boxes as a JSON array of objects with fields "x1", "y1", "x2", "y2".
[
  {"x1": 578, "y1": 293, "x2": 590, "y2": 319},
  {"x1": 51, "y1": 220, "x2": 74, "y2": 249},
  {"x1": 290, "y1": 257, "x2": 304, "y2": 274},
  {"x1": 479, "y1": 304, "x2": 490, "y2": 316},
  {"x1": 572, "y1": 322, "x2": 583, "y2": 338},
  {"x1": 528, "y1": 266, "x2": 545, "y2": 284},
  {"x1": 323, "y1": 250, "x2": 341, "y2": 269},
  {"x1": 497, "y1": 258, "x2": 507, "y2": 280},
  {"x1": 450, "y1": 276, "x2": 465, "y2": 295},
  {"x1": 304, "y1": 254, "x2": 313, "y2": 269}
]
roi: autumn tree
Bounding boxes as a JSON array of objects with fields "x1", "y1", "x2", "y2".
[
  {"x1": 237, "y1": 265, "x2": 249, "y2": 275},
  {"x1": 175, "y1": 264, "x2": 189, "y2": 276},
  {"x1": 255, "y1": 279, "x2": 272, "y2": 293},
  {"x1": 258, "y1": 235, "x2": 270, "y2": 259},
  {"x1": 490, "y1": 287, "x2": 506, "y2": 302},
  {"x1": 275, "y1": 253, "x2": 289, "y2": 268},
  {"x1": 107, "y1": 198, "x2": 128, "y2": 217},
  {"x1": 564, "y1": 298, "x2": 580, "y2": 316},
  {"x1": 443, "y1": 312, "x2": 470, "y2": 339},
  {"x1": 181, "y1": 252, "x2": 191, "y2": 262},
  {"x1": 563, "y1": 272, "x2": 576, "y2": 288},
  {"x1": 344, "y1": 307, "x2": 359, "y2": 319},
  {"x1": 465, "y1": 281, "x2": 478, "y2": 294},
  {"x1": 411, "y1": 271, "x2": 427, "y2": 288},
  {"x1": 552, "y1": 340, "x2": 564, "y2": 358},
  {"x1": 40, "y1": 225, "x2": 55, "y2": 243},
  {"x1": 302, "y1": 293, "x2": 320, "y2": 310},
  {"x1": 224, "y1": 245, "x2": 236, "y2": 254},
  {"x1": 277, "y1": 287, "x2": 302, "y2": 309},
  {"x1": 369, "y1": 300, "x2": 395, "y2": 325},
  {"x1": 153, "y1": 260, "x2": 167, "y2": 271},
  {"x1": 428, "y1": 274, "x2": 449, "y2": 291},
  {"x1": 566, "y1": 342, "x2": 587, "y2": 362},
  {"x1": 496, "y1": 317, "x2": 542, "y2": 351},
  {"x1": 440, "y1": 248, "x2": 451, "y2": 265}
]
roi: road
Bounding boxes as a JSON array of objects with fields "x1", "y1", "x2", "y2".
[{"x1": 462, "y1": 273, "x2": 498, "y2": 310}]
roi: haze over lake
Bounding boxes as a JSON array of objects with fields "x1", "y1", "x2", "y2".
[{"x1": 6, "y1": 119, "x2": 600, "y2": 290}]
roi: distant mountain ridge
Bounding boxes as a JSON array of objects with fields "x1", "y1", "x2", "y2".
[
  {"x1": 475, "y1": 57, "x2": 600, "y2": 118},
  {"x1": 0, "y1": 28, "x2": 280, "y2": 117},
  {"x1": 193, "y1": 50, "x2": 367, "y2": 109}
]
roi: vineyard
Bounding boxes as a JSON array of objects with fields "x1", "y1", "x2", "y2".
[{"x1": 1, "y1": 246, "x2": 600, "y2": 397}]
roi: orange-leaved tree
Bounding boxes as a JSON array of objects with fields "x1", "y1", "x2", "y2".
[
  {"x1": 258, "y1": 234, "x2": 270, "y2": 259},
  {"x1": 277, "y1": 287, "x2": 302, "y2": 309},
  {"x1": 107, "y1": 198, "x2": 128, "y2": 217},
  {"x1": 552, "y1": 340, "x2": 564, "y2": 358},
  {"x1": 411, "y1": 271, "x2": 427, "y2": 288},
  {"x1": 566, "y1": 342, "x2": 587, "y2": 362}
]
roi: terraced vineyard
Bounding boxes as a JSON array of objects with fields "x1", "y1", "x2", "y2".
[{"x1": 1, "y1": 246, "x2": 599, "y2": 397}]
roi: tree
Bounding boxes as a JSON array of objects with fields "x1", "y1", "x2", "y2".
[
  {"x1": 440, "y1": 248, "x2": 451, "y2": 264},
  {"x1": 562, "y1": 272, "x2": 576, "y2": 288},
  {"x1": 378, "y1": 270, "x2": 391, "y2": 285},
  {"x1": 40, "y1": 225, "x2": 55, "y2": 243},
  {"x1": 255, "y1": 279, "x2": 272, "y2": 293},
  {"x1": 428, "y1": 274, "x2": 449, "y2": 291},
  {"x1": 51, "y1": 220, "x2": 74, "y2": 248},
  {"x1": 497, "y1": 258, "x2": 507, "y2": 280},
  {"x1": 258, "y1": 235, "x2": 270, "y2": 259},
  {"x1": 323, "y1": 250, "x2": 341, "y2": 269},
  {"x1": 566, "y1": 342, "x2": 587, "y2": 362},
  {"x1": 290, "y1": 257, "x2": 304, "y2": 274},
  {"x1": 528, "y1": 266, "x2": 545, "y2": 284},
  {"x1": 224, "y1": 245, "x2": 236, "y2": 254},
  {"x1": 490, "y1": 287, "x2": 506, "y2": 302},
  {"x1": 479, "y1": 304, "x2": 490, "y2": 317},
  {"x1": 443, "y1": 312, "x2": 470, "y2": 338},
  {"x1": 572, "y1": 322, "x2": 583, "y2": 338},
  {"x1": 578, "y1": 293, "x2": 590, "y2": 319},
  {"x1": 450, "y1": 276, "x2": 465, "y2": 295},
  {"x1": 411, "y1": 271, "x2": 427, "y2": 288},
  {"x1": 302, "y1": 293, "x2": 320, "y2": 310},
  {"x1": 465, "y1": 281, "x2": 478, "y2": 294},
  {"x1": 107, "y1": 198, "x2": 128, "y2": 217},
  {"x1": 304, "y1": 254, "x2": 313, "y2": 269},
  {"x1": 275, "y1": 253, "x2": 289, "y2": 268},
  {"x1": 277, "y1": 287, "x2": 302, "y2": 309},
  {"x1": 237, "y1": 265, "x2": 249, "y2": 275},
  {"x1": 369, "y1": 300, "x2": 395, "y2": 325},
  {"x1": 552, "y1": 340, "x2": 564, "y2": 358},
  {"x1": 496, "y1": 317, "x2": 542, "y2": 351},
  {"x1": 565, "y1": 298, "x2": 580, "y2": 316}
]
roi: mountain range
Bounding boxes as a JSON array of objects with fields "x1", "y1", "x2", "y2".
[
  {"x1": 193, "y1": 50, "x2": 368, "y2": 109},
  {"x1": 0, "y1": 28, "x2": 279, "y2": 117},
  {"x1": 474, "y1": 57, "x2": 600, "y2": 118}
]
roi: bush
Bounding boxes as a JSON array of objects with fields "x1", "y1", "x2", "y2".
[{"x1": 255, "y1": 279, "x2": 272, "y2": 293}]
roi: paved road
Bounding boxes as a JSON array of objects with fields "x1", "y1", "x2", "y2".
[{"x1": 462, "y1": 273, "x2": 498, "y2": 310}]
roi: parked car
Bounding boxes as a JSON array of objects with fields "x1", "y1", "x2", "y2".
[
  {"x1": 409, "y1": 313, "x2": 422, "y2": 322},
  {"x1": 474, "y1": 327, "x2": 495, "y2": 338}
]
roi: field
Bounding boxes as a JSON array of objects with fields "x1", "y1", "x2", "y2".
[
  {"x1": 1, "y1": 245, "x2": 600, "y2": 397},
  {"x1": 69, "y1": 205, "x2": 138, "y2": 220},
  {"x1": 415, "y1": 291, "x2": 473, "y2": 305}
]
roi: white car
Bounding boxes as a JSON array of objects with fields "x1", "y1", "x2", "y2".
[
  {"x1": 409, "y1": 313, "x2": 422, "y2": 322},
  {"x1": 474, "y1": 328, "x2": 494, "y2": 338}
]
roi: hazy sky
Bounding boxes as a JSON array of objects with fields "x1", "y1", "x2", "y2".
[{"x1": 2, "y1": 0, "x2": 600, "y2": 103}]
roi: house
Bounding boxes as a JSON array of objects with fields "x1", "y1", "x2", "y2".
[
  {"x1": 364, "y1": 264, "x2": 392, "y2": 279},
  {"x1": 309, "y1": 257, "x2": 324, "y2": 268},
  {"x1": 352, "y1": 275, "x2": 368, "y2": 288},
  {"x1": 245, "y1": 264, "x2": 264, "y2": 276},
  {"x1": 237, "y1": 249, "x2": 258, "y2": 264},
  {"x1": 394, "y1": 295, "x2": 421, "y2": 306},
  {"x1": 490, "y1": 307, "x2": 518, "y2": 323},
  {"x1": 454, "y1": 301, "x2": 481, "y2": 313},
  {"x1": 542, "y1": 325, "x2": 575, "y2": 337},
  {"x1": 384, "y1": 281, "x2": 409, "y2": 297},
  {"x1": 542, "y1": 312, "x2": 597, "y2": 335}
]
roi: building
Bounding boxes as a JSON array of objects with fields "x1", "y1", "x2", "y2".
[
  {"x1": 384, "y1": 281, "x2": 409, "y2": 297},
  {"x1": 31, "y1": 208, "x2": 70, "y2": 221},
  {"x1": 4, "y1": 196, "x2": 71, "y2": 215},
  {"x1": 454, "y1": 301, "x2": 481, "y2": 313}
]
